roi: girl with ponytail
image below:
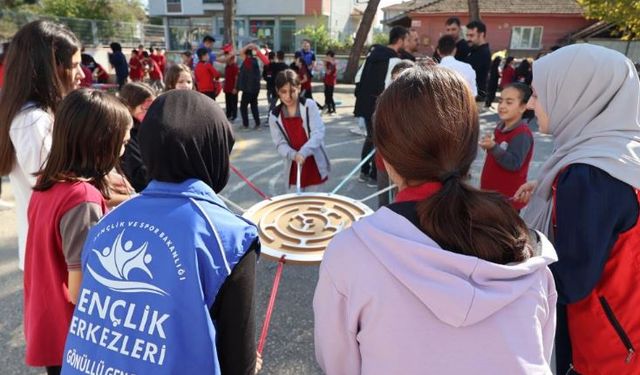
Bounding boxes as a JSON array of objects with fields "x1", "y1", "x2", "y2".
[{"x1": 313, "y1": 66, "x2": 558, "y2": 374}]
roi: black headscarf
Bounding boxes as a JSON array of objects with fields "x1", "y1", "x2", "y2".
[{"x1": 139, "y1": 90, "x2": 234, "y2": 193}]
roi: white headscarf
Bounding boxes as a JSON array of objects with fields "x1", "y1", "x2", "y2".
[{"x1": 522, "y1": 43, "x2": 640, "y2": 237}]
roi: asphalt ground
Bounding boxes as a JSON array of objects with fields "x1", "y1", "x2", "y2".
[{"x1": 0, "y1": 89, "x2": 553, "y2": 374}]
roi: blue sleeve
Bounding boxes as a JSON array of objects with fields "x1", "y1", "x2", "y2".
[{"x1": 551, "y1": 164, "x2": 638, "y2": 304}]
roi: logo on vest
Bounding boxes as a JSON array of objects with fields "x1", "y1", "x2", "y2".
[{"x1": 87, "y1": 230, "x2": 169, "y2": 296}]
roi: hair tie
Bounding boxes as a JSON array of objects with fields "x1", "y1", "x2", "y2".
[{"x1": 440, "y1": 170, "x2": 461, "y2": 184}]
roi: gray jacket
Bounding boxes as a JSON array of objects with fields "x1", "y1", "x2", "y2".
[{"x1": 268, "y1": 98, "x2": 330, "y2": 190}]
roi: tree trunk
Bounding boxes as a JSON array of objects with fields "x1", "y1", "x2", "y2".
[
  {"x1": 223, "y1": 0, "x2": 235, "y2": 48},
  {"x1": 467, "y1": 0, "x2": 480, "y2": 21},
  {"x1": 343, "y1": 0, "x2": 381, "y2": 83}
]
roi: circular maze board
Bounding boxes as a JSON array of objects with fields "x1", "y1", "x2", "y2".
[{"x1": 243, "y1": 193, "x2": 373, "y2": 264}]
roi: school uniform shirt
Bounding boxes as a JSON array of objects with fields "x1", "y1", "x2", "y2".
[
  {"x1": 314, "y1": 182, "x2": 557, "y2": 374},
  {"x1": 500, "y1": 65, "x2": 516, "y2": 88},
  {"x1": 151, "y1": 54, "x2": 166, "y2": 75},
  {"x1": 129, "y1": 56, "x2": 143, "y2": 81},
  {"x1": 439, "y1": 56, "x2": 478, "y2": 96},
  {"x1": 269, "y1": 99, "x2": 330, "y2": 190},
  {"x1": 194, "y1": 61, "x2": 221, "y2": 94},
  {"x1": 24, "y1": 181, "x2": 107, "y2": 366},
  {"x1": 480, "y1": 121, "x2": 533, "y2": 210},
  {"x1": 61, "y1": 179, "x2": 259, "y2": 374},
  {"x1": 324, "y1": 61, "x2": 337, "y2": 87},
  {"x1": 299, "y1": 64, "x2": 312, "y2": 93},
  {"x1": 147, "y1": 58, "x2": 163, "y2": 81},
  {"x1": 8, "y1": 103, "x2": 52, "y2": 270},
  {"x1": 223, "y1": 63, "x2": 239, "y2": 94},
  {"x1": 282, "y1": 110, "x2": 325, "y2": 188}
]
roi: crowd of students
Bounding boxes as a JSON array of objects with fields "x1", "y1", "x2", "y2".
[{"x1": 1, "y1": 18, "x2": 640, "y2": 375}]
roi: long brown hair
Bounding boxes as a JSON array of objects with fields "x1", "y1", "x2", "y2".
[
  {"x1": 33, "y1": 89, "x2": 132, "y2": 198},
  {"x1": 0, "y1": 21, "x2": 81, "y2": 175},
  {"x1": 119, "y1": 82, "x2": 155, "y2": 110},
  {"x1": 164, "y1": 64, "x2": 192, "y2": 90},
  {"x1": 374, "y1": 66, "x2": 532, "y2": 264}
]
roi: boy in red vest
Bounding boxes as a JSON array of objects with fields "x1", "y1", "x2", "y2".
[
  {"x1": 480, "y1": 82, "x2": 534, "y2": 210},
  {"x1": 194, "y1": 47, "x2": 221, "y2": 100}
]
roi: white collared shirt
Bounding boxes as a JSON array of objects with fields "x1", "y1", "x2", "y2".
[{"x1": 439, "y1": 55, "x2": 478, "y2": 96}]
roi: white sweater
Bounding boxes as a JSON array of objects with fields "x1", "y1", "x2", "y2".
[{"x1": 8, "y1": 104, "x2": 52, "y2": 270}]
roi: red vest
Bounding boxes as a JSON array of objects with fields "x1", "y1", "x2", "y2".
[
  {"x1": 23, "y1": 181, "x2": 107, "y2": 366},
  {"x1": 480, "y1": 122, "x2": 533, "y2": 210},
  {"x1": 553, "y1": 178, "x2": 640, "y2": 374}
]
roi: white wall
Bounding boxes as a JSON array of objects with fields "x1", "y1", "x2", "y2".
[
  {"x1": 237, "y1": 0, "x2": 304, "y2": 16},
  {"x1": 329, "y1": 0, "x2": 353, "y2": 40}
]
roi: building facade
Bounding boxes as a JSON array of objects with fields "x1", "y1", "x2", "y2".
[
  {"x1": 149, "y1": 0, "x2": 367, "y2": 52},
  {"x1": 383, "y1": 0, "x2": 594, "y2": 57}
]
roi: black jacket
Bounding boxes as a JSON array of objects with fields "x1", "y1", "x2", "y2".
[
  {"x1": 237, "y1": 57, "x2": 261, "y2": 94},
  {"x1": 466, "y1": 43, "x2": 492, "y2": 97},
  {"x1": 354, "y1": 45, "x2": 398, "y2": 118},
  {"x1": 120, "y1": 120, "x2": 149, "y2": 193}
]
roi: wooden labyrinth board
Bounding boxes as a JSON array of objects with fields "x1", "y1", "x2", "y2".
[{"x1": 243, "y1": 193, "x2": 373, "y2": 264}]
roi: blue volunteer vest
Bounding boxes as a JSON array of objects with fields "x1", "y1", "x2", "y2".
[{"x1": 61, "y1": 179, "x2": 258, "y2": 375}]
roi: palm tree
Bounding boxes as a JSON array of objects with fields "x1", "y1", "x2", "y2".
[{"x1": 343, "y1": 0, "x2": 381, "y2": 83}]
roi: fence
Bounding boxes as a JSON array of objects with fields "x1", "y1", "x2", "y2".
[{"x1": 0, "y1": 10, "x2": 165, "y2": 48}]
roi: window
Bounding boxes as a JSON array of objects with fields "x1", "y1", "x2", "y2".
[
  {"x1": 203, "y1": 0, "x2": 223, "y2": 3},
  {"x1": 280, "y1": 20, "x2": 296, "y2": 53},
  {"x1": 249, "y1": 20, "x2": 275, "y2": 49},
  {"x1": 167, "y1": 0, "x2": 182, "y2": 13},
  {"x1": 510, "y1": 26, "x2": 543, "y2": 50}
]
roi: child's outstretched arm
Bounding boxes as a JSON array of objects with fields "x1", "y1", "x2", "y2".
[{"x1": 488, "y1": 132, "x2": 533, "y2": 171}]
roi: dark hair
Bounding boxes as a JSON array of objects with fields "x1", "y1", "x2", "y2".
[
  {"x1": 275, "y1": 69, "x2": 300, "y2": 91},
  {"x1": 491, "y1": 56, "x2": 502, "y2": 70},
  {"x1": 164, "y1": 64, "x2": 192, "y2": 90},
  {"x1": 326, "y1": 50, "x2": 335, "y2": 57},
  {"x1": 389, "y1": 26, "x2": 410, "y2": 45},
  {"x1": 437, "y1": 35, "x2": 457, "y2": 56},
  {"x1": 142, "y1": 51, "x2": 150, "y2": 58},
  {"x1": 196, "y1": 47, "x2": 209, "y2": 59},
  {"x1": 0, "y1": 20, "x2": 81, "y2": 175},
  {"x1": 374, "y1": 66, "x2": 532, "y2": 264},
  {"x1": 302, "y1": 39, "x2": 311, "y2": 44},
  {"x1": 182, "y1": 50, "x2": 192, "y2": 57},
  {"x1": 503, "y1": 82, "x2": 532, "y2": 105},
  {"x1": 33, "y1": 89, "x2": 131, "y2": 197},
  {"x1": 391, "y1": 59, "x2": 415, "y2": 78},
  {"x1": 110, "y1": 42, "x2": 122, "y2": 52},
  {"x1": 515, "y1": 59, "x2": 531, "y2": 77},
  {"x1": 445, "y1": 17, "x2": 461, "y2": 27},
  {"x1": 504, "y1": 56, "x2": 515, "y2": 66},
  {"x1": 276, "y1": 50, "x2": 285, "y2": 60},
  {"x1": 268, "y1": 51, "x2": 276, "y2": 60},
  {"x1": 203, "y1": 35, "x2": 215, "y2": 43},
  {"x1": 119, "y1": 82, "x2": 155, "y2": 110},
  {"x1": 245, "y1": 48, "x2": 253, "y2": 57},
  {"x1": 466, "y1": 20, "x2": 487, "y2": 35},
  {"x1": 294, "y1": 51, "x2": 302, "y2": 59}
]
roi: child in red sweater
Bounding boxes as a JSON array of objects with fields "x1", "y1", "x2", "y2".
[
  {"x1": 24, "y1": 89, "x2": 131, "y2": 374},
  {"x1": 224, "y1": 53, "x2": 239, "y2": 120},
  {"x1": 194, "y1": 47, "x2": 221, "y2": 100},
  {"x1": 480, "y1": 82, "x2": 533, "y2": 210}
]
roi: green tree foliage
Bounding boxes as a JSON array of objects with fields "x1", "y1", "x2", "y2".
[
  {"x1": 296, "y1": 22, "x2": 332, "y2": 53},
  {"x1": 578, "y1": 0, "x2": 640, "y2": 39},
  {"x1": 6, "y1": 0, "x2": 146, "y2": 23}
]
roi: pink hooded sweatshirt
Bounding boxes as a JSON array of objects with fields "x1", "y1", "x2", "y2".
[{"x1": 313, "y1": 206, "x2": 558, "y2": 375}]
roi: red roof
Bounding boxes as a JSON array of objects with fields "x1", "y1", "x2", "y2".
[{"x1": 410, "y1": 0, "x2": 584, "y2": 14}]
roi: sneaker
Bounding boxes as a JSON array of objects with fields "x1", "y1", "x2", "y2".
[
  {"x1": 366, "y1": 178, "x2": 377, "y2": 188},
  {"x1": 357, "y1": 173, "x2": 368, "y2": 183}
]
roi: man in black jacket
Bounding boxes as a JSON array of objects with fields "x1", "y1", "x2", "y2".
[
  {"x1": 433, "y1": 17, "x2": 470, "y2": 63},
  {"x1": 354, "y1": 26, "x2": 408, "y2": 185},
  {"x1": 466, "y1": 20, "x2": 492, "y2": 102}
]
